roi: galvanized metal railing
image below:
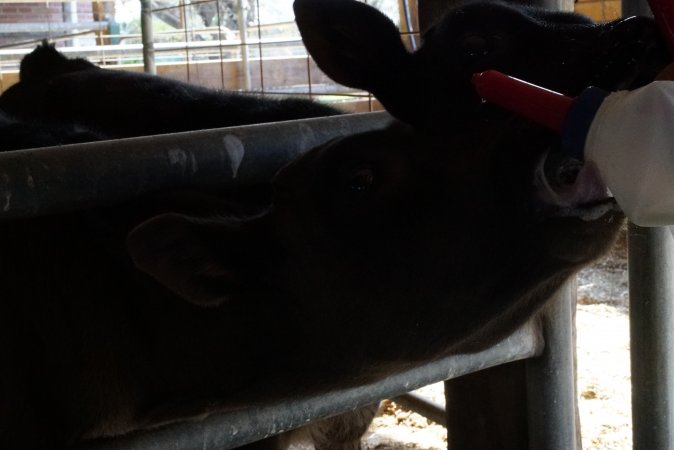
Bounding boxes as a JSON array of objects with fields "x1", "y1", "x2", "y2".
[
  {"x1": 0, "y1": 112, "x2": 390, "y2": 221},
  {"x1": 79, "y1": 321, "x2": 543, "y2": 450}
]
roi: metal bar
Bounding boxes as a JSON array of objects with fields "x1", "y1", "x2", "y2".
[
  {"x1": 0, "y1": 30, "x2": 105, "y2": 50},
  {"x1": 0, "y1": 21, "x2": 109, "y2": 33},
  {"x1": 443, "y1": 280, "x2": 579, "y2": 450},
  {"x1": 628, "y1": 224, "x2": 674, "y2": 450},
  {"x1": 140, "y1": 0, "x2": 156, "y2": 75},
  {"x1": 0, "y1": 0, "x2": 96, "y2": 3},
  {"x1": 525, "y1": 280, "x2": 580, "y2": 450},
  {"x1": 78, "y1": 318, "x2": 543, "y2": 450},
  {"x1": 214, "y1": 0, "x2": 226, "y2": 89},
  {"x1": 0, "y1": 36, "x2": 304, "y2": 54},
  {"x1": 0, "y1": 38, "x2": 306, "y2": 59},
  {"x1": 399, "y1": 0, "x2": 418, "y2": 51},
  {"x1": 0, "y1": 0, "x2": 100, "y2": 2},
  {"x1": 391, "y1": 393, "x2": 446, "y2": 426},
  {"x1": 238, "y1": 0, "x2": 252, "y2": 91},
  {"x1": 444, "y1": 360, "x2": 528, "y2": 449},
  {"x1": 0, "y1": 112, "x2": 392, "y2": 221},
  {"x1": 63, "y1": 1, "x2": 78, "y2": 27},
  {"x1": 181, "y1": 0, "x2": 191, "y2": 82},
  {"x1": 618, "y1": 0, "x2": 671, "y2": 444},
  {"x1": 151, "y1": 0, "x2": 218, "y2": 13}
]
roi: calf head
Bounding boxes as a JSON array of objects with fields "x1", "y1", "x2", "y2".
[
  {"x1": 295, "y1": 0, "x2": 667, "y2": 125},
  {"x1": 128, "y1": 0, "x2": 667, "y2": 382}
]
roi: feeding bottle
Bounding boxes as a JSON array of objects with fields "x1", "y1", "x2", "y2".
[{"x1": 472, "y1": 70, "x2": 674, "y2": 227}]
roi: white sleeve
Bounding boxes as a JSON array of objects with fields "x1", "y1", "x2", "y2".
[{"x1": 585, "y1": 81, "x2": 674, "y2": 226}]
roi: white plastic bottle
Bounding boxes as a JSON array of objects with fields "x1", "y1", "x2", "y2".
[{"x1": 581, "y1": 82, "x2": 674, "y2": 226}]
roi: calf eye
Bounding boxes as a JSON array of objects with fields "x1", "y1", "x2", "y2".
[
  {"x1": 460, "y1": 33, "x2": 489, "y2": 58},
  {"x1": 347, "y1": 168, "x2": 375, "y2": 193}
]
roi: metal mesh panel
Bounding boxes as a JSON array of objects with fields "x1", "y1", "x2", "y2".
[{"x1": 0, "y1": 0, "x2": 420, "y2": 114}]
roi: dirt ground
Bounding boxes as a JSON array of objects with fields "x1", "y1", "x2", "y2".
[{"x1": 357, "y1": 232, "x2": 632, "y2": 450}]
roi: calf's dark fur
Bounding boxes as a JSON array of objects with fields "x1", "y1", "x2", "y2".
[
  {"x1": 0, "y1": 0, "x2": 668, "y2": 449},
  {"x1": 0, "y1": 42, "x2": 340, "y2": 142}
]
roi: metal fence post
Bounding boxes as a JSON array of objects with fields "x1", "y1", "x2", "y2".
[
  {"x1": 140, "y1": 0, "x2": 156, "y2": 75},
  {"x1": 621, "y1": 0, "x2": 672, "y2": 443},
  {"x1": 525, "y1": 281, "x2": 581, "y2": 450},
  {"x1": 628, "y1": 224, "x2": 674, "y2": 450},
  {"x1": 444, "y1": 360, "x2": 529, "y2": 450},
  {"x1": 444, "y1": 281, "x2": 579, "y2": 450}
]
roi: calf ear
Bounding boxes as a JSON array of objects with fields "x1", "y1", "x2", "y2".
[
  {"x1": 126, "y1": 213, "x2": 247, "y2": 307},
  {"x1": 294, "y1": 0, "x2": 414, "y2": 116}
]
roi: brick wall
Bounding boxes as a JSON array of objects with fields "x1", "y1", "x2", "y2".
[{"x1": 0, "y1": 2, "x2": 94, "y2": 24}]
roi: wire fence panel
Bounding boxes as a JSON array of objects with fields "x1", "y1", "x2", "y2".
[{"x1": 0, "y1": 0, "x2": 420, "y2": 115}]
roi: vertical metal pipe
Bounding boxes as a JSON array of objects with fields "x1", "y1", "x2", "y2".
[
  {"x1": 399, "y1": 0, "x2": 418, "y2": 51},
  {"x1": 444, "y1": 361, "x2": 528, "y2": 450},
  {"x1": 237, "y1": 0, "x2": 252, "y2": 91},
  {"x1": 525, "y1": 281, "x2": 580, "y2": 450},
  {"x1": 140, "y1": 0, "x2": 156, "y2": 75},
  {"x1": 443, "y1": 282, "x2": 579, "y2": 450},
  {"x1": 628, "y1": 224, "x2": 674, "y2": 450},
  {"x1": 62, "y1": 1, "x2": 78, "y2": 46},
  {"x1": 617, "y1": 0, "x2": 668, "y2": 443}
]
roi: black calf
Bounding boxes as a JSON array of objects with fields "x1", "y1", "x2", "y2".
[{"x1": 0, "y1": 1, "x2": 667, "y2": 449}]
